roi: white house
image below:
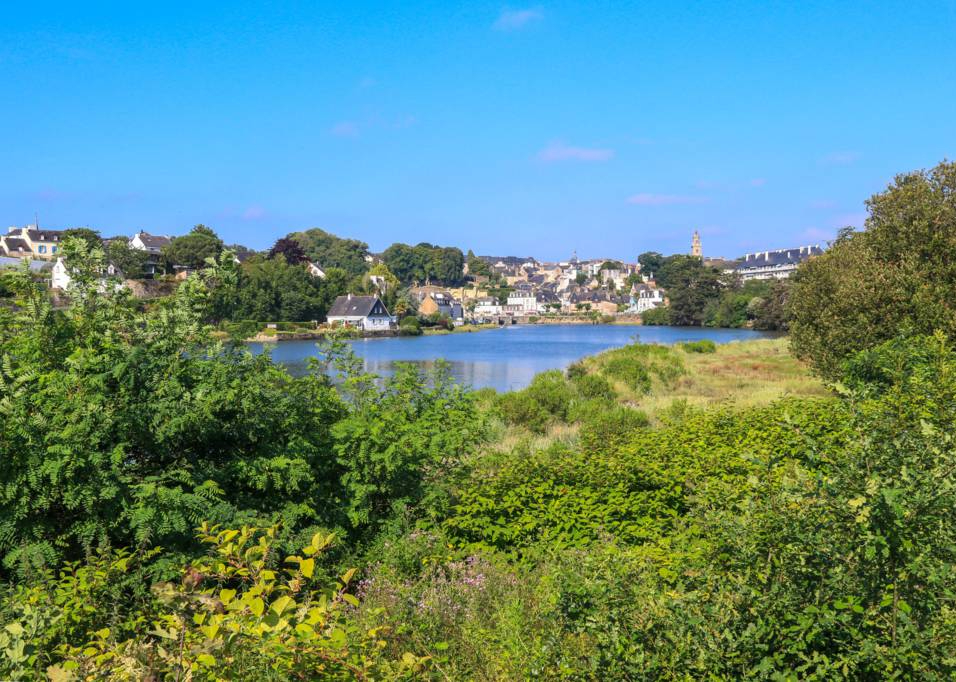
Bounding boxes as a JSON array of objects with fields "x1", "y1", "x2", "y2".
[
  {"x1": 129, "y1": 231, "x2": 172, "y2": 277},
  {"x1": 307, "y1": 262, "x2": 326, "y2": 279},
  {"x1": 731, "y1": 245, "x2": 824, "y2": 281},
  {"x1": 326, "y1": 294, "x2": 394, "y2": 331},
  {"x1": 473, "y1": 297, "x2": 502, "y2": 317},
  {"x1": 629, "y1": 283, "x2": 665, "y2": 314},
  {"x1": 506, "y1": 290, "x2": 539, "y2": 314},
  {"x1": 51, "y1": 257, "x2": 124, "y2": 292}
]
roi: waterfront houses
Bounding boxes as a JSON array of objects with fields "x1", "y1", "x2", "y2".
[{"x1": 326, "y1": 294, "x2": 395, "y2": 331}]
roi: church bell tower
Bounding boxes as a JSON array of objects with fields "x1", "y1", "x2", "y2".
[{"x1": 691, "y1": 230, "x2": 702, "y2": 259}]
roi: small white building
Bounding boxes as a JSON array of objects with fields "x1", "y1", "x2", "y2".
[
  {"x1": 506, "y1": 290, "x2": 539, "y2": 314},
  {"x1": 629, "y1": 283, "x2": 665, "y2": 314},
  {"x1": 326, "y1": 294, "x2": 394, "y2": 331},
  {"x1": 129, "y1": 231, "x2": 172, "y2": 277},
  {"x1": 51, "y1": 257, "x2": 124, "y2": 292},
  {"x1": 473, "y1": 297, "x2": 502, "y2": 317},
  {"x1": 307, "y1": 262, "x2": 326, "y2": 279}
]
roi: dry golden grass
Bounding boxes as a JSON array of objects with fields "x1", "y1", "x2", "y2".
[
  {"x1": 634, "y1": 337, "x2": 829, "y2": 419},
  {"x1": 480, "y1": 336, "x2": 829, "y2": 455}
]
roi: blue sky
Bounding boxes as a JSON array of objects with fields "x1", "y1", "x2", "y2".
[{"x1": 2, "y1": 1, "x2": 955, "y2": 260}]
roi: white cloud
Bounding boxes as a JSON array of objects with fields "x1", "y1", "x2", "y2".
[
  {"x1": 537, "y1": 141, "x2": 613, "y2": 162},
  {"x1": 493, "y1": 7, "x2": 543, "y2": 31},
  {"x1": 750, "y1": 178, "x2": 767, "y2": 187},
  {"x1": 626, "y1": 193, "x2": 708, "y2": 206}
]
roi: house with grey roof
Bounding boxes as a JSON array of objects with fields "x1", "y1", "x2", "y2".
[
  {"x1": 326, "y1": 294, "x2": 394, "y2": 331},
  {"x1": 129, "y1": 231, "x2": 173, "y2": 277},
  {"x1": 2, "y1": 225, "x2": 64, "y2": 259}
]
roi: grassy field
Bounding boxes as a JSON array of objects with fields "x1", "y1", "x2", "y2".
[
  {"x1": 597, "y1": 337, "x2": 828, "y2": 417},
  {"x1": 481, "y1": 337, "x2": 829, "y2": 456}
]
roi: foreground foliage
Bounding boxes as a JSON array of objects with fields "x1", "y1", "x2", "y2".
[{"x1": 1, "y1": 525, "x2": 427, "y2": 680}]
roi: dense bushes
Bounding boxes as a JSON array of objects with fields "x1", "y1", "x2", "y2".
[
  {"x1": 398, "y1": 315, "x2": 422, "y2": 335},
  {"x1": 0, "y1": 526, "x2": 427, "y2": 680},
  {"x1": 789, "y1": 160, "x2": 956, "y2": 378},
  {"x1": 0, "y1": 242, "x2": 484, "y2": 579}
]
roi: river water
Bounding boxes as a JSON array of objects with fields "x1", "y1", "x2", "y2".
[{"x1": 248, "y1": 324, "x2": 777, "y2": 392}]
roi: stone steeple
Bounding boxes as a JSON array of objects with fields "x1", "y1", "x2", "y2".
[{"x1": 691, "y1": 230, "x2": 702, "y2": 259}]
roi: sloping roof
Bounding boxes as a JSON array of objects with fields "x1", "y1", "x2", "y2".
[
  {"x1": 734, "y1": 245, "x2": 824, "y2": 269},
  {"x1": 327, "y1": 295, "x2": 389, "y2": 318},
  {"x1": 136, "y1": 232, "x2": 172, "y2": 249},
  {"x1": 3, "y1": 237, "x2": 29, "y2": 251},
  {"x1": 26, "y1": 229, "x2": 62, "y2": 242}
]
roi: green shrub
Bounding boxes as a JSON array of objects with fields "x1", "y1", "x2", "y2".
[
  {"x1": 523, "y1": 370, "x2": 574, "y2": 421},
  {"x1": 598, "y1": 343, "x2": 685, "y2": 394},
  {"x1": 680, "y1": 339, "x2": 716, "y2": 353},
  {"x1": 641, "y1": 306, "x2": 671, "y2": 325},
  {"x1": 565, "y1": 362, "x2": 587, "y2": 380},
  {"x1": 399, "y1": 316, "x2": 423, "y2": 336},
  {"x1": 578, "y1": 404, "x2": 649, "y2": 456},
  {"x1": 497, "y1": 391, "x2": 551, "y2": 433},
  {"x1": 572, "y1": 373, "x2": 616, "y2": 401}
]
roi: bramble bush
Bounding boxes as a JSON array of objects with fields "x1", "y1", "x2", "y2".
[{"x1": 0, "y1": 525, "x2": 430, "y2": 680}]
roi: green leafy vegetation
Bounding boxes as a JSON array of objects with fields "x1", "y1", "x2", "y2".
[
  {"x1": 382, "y1": 242, "x2": 465, "y2": 285},
  {"x1": 789, "y1": 159, "x2": 956, "y2": 378},
  {"x1": 289, "y1": 227, "x2": 371, "y2": 277},
  {"x1": 5, "y1": 162, "x2": 956, "y2": 679}
]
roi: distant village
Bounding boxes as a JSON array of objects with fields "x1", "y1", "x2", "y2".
[{"x1": 0, "y1": 222, "x2": 824, "y2": 331}]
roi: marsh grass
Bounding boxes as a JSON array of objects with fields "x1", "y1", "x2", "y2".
[
  {"x1": 579, "y1": 337, "x2": 827, "y2": 422},
  {"x1": 478, "y1": 337, "x2": 828, "y2": 466}
]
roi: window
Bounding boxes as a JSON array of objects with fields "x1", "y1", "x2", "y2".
[
  {"x1": 51, "y1": 246, "x2": 57, "y2": 253},
  {"x1": 38, "y1": 245, "x2": 46, "y2": 253}
]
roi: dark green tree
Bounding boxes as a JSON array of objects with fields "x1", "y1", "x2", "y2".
[
  {"x1": 291, "y1": 228, "x2": 370, "y2": 277},
  {"x1": 789, "y1": 160, "x2": 956, "y2": 377},
  {"x1": 105, "y1": 239, "x2": 150, "y2": 279},
  {"x1": 61, "y1": 227, "x2": 102, "y2": 250},
  {"x1": 162, "y1": 224, "x2": 224, "y2": 270},
  {"x1": 268, "y1": 236, "x2": 308, "y2": 264},
  {"x1": 638, "y1": 251, "x2": 665, "y2": 276}
]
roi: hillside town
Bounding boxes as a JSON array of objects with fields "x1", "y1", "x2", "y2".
[{"x1": 0, "y1": 222, "x2": 823, "y2": 331}]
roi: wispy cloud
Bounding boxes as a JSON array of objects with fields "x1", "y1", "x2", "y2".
[
  {"x1": 627, "y1": 193, "x2": 708, "y2": 206},
  {"x1": 810, "y1": 199, "x2": 837, "y2": 209},
  {"x1": 493, "y1": 6, "x2": 543, "y2": 31},
  {"x1": 241, "y1": 205, "x2": 267, "y2": 221},
  {"x1": 750, "y1": 178, "x2": 767, "y2": 187},
  {"x1": 822, "y1": 151, "x2": 861, "y2": 165},
  {"x1": 538, "y1": 141, "x2": 613, "y2": 163},
  {"x1": 357, "y1": 76, "x2": 377, "y2": 90},
  {"x1": 330, "y1": 121, "x2": 360, "y2": 137}
]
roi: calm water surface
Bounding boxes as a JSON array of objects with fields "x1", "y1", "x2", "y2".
[{"x1": 250, "y1": 325, "x2": 776, "y2": 392}]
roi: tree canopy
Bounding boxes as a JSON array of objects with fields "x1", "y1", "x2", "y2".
[
  {"x1": 267, "y1": 236, "x2": 308, "y2": 264},
  {"x1": 290, "y1": 228, "x2": 370, "y2": 277},
  {"x1": 789, "y1": 160, "x2": 956, "y2": 377},
  {"x1": 382, "y1": 242, "x2": 464, "y2": 285},
  {"x1": 162, "y1": 224, "x2": 224, "y2": 270}
]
